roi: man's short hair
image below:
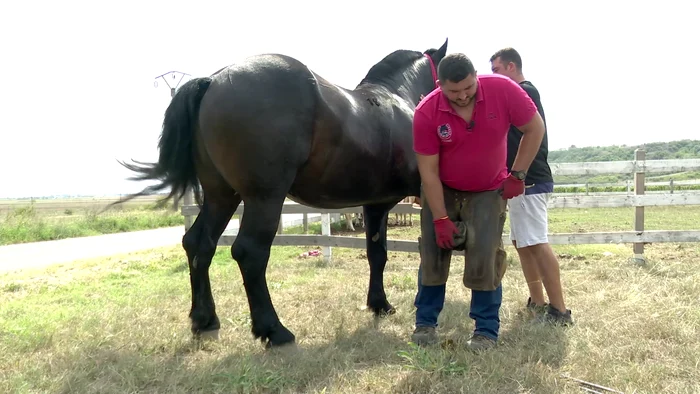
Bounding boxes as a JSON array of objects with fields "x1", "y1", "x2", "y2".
[
  {"x1": 490, "y1": 47, "x2": 523, "y2": 71},
  {"x1": 437, "y1": 53, "x2": 476, "y2": 83}
]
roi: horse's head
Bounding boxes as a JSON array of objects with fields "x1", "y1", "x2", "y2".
[{"x1": 357, "y1": 38, "x2": 448, "y2": 106}]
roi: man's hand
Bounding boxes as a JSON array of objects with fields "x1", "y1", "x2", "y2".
[
  {"x1": 433, "y1": 216, "x2": 458, "y2": 249},
  {"x1": 501, "y1": 173, "x2": 525, "y2": 199}
]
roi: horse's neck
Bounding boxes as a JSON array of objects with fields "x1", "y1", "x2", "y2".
[{"x1": 358, "y1": 83, "x2": 420, "y2": 109}]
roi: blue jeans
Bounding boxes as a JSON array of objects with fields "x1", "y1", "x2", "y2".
[{"x1": 414, "y1": 265, "x2": 502, "y2": 341}]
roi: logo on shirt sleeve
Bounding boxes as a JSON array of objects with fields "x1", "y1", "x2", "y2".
[{"x1": 437, "y1": 123, "x2": 452, "y2": 141}]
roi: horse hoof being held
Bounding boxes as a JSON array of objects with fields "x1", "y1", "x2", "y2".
[{"x1": 114, "y1": 39, "x2": 449, "y2": 349}]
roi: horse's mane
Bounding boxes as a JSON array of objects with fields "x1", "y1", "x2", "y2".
[{"x1": 358, "y1": 48, "x2": 437, "y2": 88}]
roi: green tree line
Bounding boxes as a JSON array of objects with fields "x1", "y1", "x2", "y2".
[{"x1": 548, "y1": 139, "x2": 700, "y2": 184}]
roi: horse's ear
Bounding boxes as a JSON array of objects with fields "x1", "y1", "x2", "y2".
[{"x1": 434, "y1": 38, "x2": 448, "y2": 62}]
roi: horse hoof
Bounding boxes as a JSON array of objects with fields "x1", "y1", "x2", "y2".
[
  {"x1": 194, "y1": 329, "x2": 220, "y2": 341},
  {"x1": 265, "y1": 340, "x2": 299, "y2": 353},
  {"x1": 258, "y1": 325, "x2": 296, "y2": 349},
  {"x1": 379, "y1": 306, "x2": 397, "y2": 317},
  {"x1": 369, "y1": 302, "x2": 397, "y2": 317}
]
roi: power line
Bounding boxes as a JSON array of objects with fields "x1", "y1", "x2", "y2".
[
  {"x1": 154, "y1": 70, "x2": 192, "y2": 98},
  {"x1": 154, "y1": 70, "x2": 192, "y2": 211}
]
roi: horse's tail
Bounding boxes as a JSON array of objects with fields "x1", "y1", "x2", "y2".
[{"x1": 111, "y1": 77, "x2": 213, "y2": 210}]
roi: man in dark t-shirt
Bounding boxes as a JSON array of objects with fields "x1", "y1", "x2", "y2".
[{"x1": 490, "y1": 48, "x2": 572, "y2": 325}]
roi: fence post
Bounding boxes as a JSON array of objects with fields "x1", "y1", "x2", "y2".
[
  {"x1": 183, "y1": 187, "x2": 195, "y2": 231},
  {"x1": 669, "y1": 179, "x2": 674, "y2": 194},
  {"x1": 321, "y1": 213, "x2": 332, "y2": 263},
  {"x1": 302, "y1": 213, "x2": 308, "y2": 234},
  {"x1": 633, "y1": 149, "x2": 646, "y2": 265}
]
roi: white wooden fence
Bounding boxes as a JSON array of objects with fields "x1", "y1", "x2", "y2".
[
  {"x1": 180, "y1": 150, "x2": 700, "y2": 263},
  {"x1": 554, "y1": 179, "x2": 700, "y2": 195}
]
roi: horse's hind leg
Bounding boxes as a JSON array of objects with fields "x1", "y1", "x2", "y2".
[
  {"x1": 231, "y1": 193, "x2": 294, "y2": 348},
  {"x1": 363, "y1": 201, "x2": 400, "y2": 316},
  {"x1": 182, "y1": 188, "x2": 240, "y2": 340}
]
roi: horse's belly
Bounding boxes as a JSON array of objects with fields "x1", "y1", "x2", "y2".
[{"x1": 287, "y1": 164, "x2": 406, "y2": 209}]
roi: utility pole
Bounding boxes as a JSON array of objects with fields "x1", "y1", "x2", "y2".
[{"x1": 154, "y1": 71, "x2": 191, "y2": 214}]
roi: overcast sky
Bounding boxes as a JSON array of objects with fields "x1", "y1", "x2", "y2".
[{"x1": 1, "y1": 0, "x2": 696, "y2": 198}]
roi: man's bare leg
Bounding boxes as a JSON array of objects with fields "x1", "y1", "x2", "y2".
[
  {"x1": 512, "y1": 240, "x2": 546, "y2": 306},
  {"x1": 517, "y1": 242, "x2": 566, "y2": 313}
]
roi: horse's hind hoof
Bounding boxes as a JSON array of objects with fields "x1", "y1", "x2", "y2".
[
  {"x1": 194, "y1": 329, "x2": 220, "y2": 341},
  {"x1": 260, "y1": 324, "x2": 296, "y2": 350},
  {"x1": 265, "y1": 340, "x2": 299, "y2": 354}
]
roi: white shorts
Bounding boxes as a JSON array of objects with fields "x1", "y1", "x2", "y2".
[{"x1": 507, "y1": 192, "x2": 550, "y2": 248}]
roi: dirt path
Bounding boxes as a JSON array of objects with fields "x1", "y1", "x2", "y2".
[
  {"x1": 0, "y1": 213, "x2": 333, "y2": 274},
  {"x1": 0, "y1": 226, "x2": 185, "y2": 273}
]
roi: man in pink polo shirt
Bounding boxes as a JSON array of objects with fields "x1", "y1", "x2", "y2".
[{"x1": 411, "y1": 53, "x2": 545, "y2": 351}]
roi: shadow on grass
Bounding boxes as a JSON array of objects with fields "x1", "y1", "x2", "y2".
[
  {"x1": 50, "y1": 316, "x2": 416, "y2": 394},
  {"x1": 20, "y1": 256, "x2": 570, "y2": 394},
  {"x1": 14, "y1": 295, "x2": 574, "y2": 394},
  {"x1": 392, "y1": 299, "x2": 572, "y2": 393}
]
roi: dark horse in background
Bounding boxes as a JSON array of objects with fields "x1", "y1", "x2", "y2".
[{"x1": 114, "y1": 38, "x2": 449, "y2": 348}]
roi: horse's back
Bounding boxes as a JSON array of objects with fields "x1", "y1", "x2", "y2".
[
  {"x1": 194, "y1": 53, "x2": 418, "y2": 206},
  {"x1": 201, "y1": 53, "x2": 318, "y2": 125},
  {"x1": 195, "y1": 54, "x2": 319, "y2": 193}
]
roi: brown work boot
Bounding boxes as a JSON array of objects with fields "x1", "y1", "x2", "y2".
[
  {"x1": 411, "y1": 326, "x2": 438, "y2": 346},
  {"x1": 466, "y1": 333, "x2": 496, "y2": 352},
  {"x1": 542, "y1": 304, "x2": 574, "y2": 326}
]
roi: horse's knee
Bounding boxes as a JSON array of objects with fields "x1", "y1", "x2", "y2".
[
  {"x1": 182, "y1": 226, "x2": 202, "y2": 260},
  {"x1": 231, "y1": 236, "x2": 270, "y2": 269}
]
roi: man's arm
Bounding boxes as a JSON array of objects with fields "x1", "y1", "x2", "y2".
[
  {"x1": 505, "y1": 81, "x2": 545, "y2": 173},
  {"x1": 416, "y1": 154, "x2": 447, "y2": 219},
  {"x1": 413, "y1": 111, "x2": 447, "y2": 219}
]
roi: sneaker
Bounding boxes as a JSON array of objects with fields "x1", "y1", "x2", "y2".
[
  {"x1": 526, "y1": 297, "x2": 548, "y2": 318},
  {"x1": 466, "y1": 333, "x2": 497, "y2": 352},
  {"x1": 542, "y1": 304, "x2": 573, "y2": 326},
  {"x1": 411, "y1": 326, "x2": 438, "y2": 346}
]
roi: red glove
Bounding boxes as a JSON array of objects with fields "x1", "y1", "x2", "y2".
[
  {"x1": 433, "y1": 216, "x2": 458, "y2": 249},
  {"x1": 501, "y1": 173, "x2": 525, "y2": 199}
]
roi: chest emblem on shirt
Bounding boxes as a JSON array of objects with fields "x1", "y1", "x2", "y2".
[{"x1": 437, "y1": 123, "x2": 452, "y2": 141}]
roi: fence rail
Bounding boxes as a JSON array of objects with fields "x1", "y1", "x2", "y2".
[
  {"x1": 549, "y1": 158, "x2": 700, "y2": 176},
  {"x1": 217, "y1": 230, "x2": 700, "y2": 254},
  {"x1": 555, "y1": 179, "x2": 700, "y2": 189},
  {"x1": 181, "y1": 193, "x2": 700, "y2": 216},
  {"x1": 180, "y1": 150, "x2": 700, "y2": 263}
]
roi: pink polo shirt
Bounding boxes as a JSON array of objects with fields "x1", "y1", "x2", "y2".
[{"x1": 413, "y1": 74, "x2": 538, "y2": 192}]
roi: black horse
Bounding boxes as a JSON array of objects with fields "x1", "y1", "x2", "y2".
[{"x1": 116, "y1": 39, "x2": 448, "y2": 348}]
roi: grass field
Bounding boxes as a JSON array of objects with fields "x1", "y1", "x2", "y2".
[
  {"x1": 1, "y1": 206, "x2": 699, "y2": 393},
  {"x1": 0, "y1": 196, "x2": 183, "y2": 245}
]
